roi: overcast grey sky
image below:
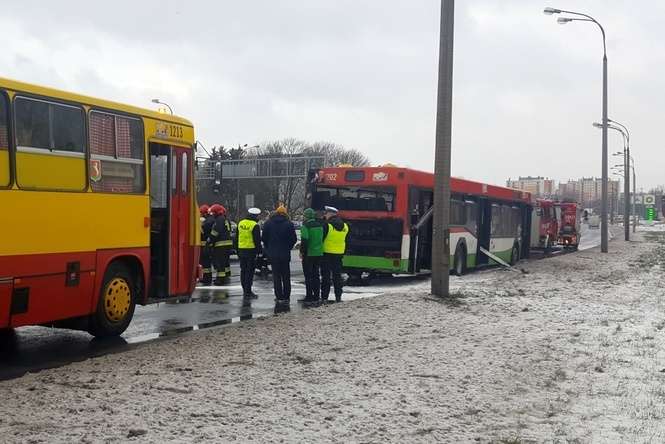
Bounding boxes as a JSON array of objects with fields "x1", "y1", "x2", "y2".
[{"x1": 1, "y1": 1, "x2": 662, "y2": 190}]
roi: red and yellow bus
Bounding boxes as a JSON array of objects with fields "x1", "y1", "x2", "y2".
[
  {"x1": 0, "y1": 78, "x2": 199, "y2": 337},
  {"x1": 307, "y1": 166, "x2": 532, "y2": 277}
]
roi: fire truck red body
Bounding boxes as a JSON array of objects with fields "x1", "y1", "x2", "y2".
[
  {"x1": 557, "y1": 202, "x2": 581, "y2": 249},
  {"x1": 530, "y1": 199, "x2": 559, "y2": 250}
]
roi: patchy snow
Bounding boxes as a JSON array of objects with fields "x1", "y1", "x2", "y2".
[
  {"x1": 638, "y1": 223, "x2": 665, "y2": 232},
  {"x1": 1, "y1": 232, "x2": 665, "y2": 443}
]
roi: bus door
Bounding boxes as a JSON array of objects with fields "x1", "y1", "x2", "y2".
[
  {"x1": 521, "y1": 205, "x2": 532, "y2": 258},
  {"x1": 408, "y1": 187, "x2": 433, "y2": 272},
  {"x1": 476, "y1": 199, "x2": 492, "y2": 265},
  {"x1": 169, "y1": 147, "x2": 193, "y2": 295},
  {"x1": 149, "y1": 144, "x2": 193, "y2": 297}
]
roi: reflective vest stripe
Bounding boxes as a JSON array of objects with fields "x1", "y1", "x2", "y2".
[
  {"x1": 238, "y1": 219, "x2": 258, "y2": 249},
  {"x1": 323, "y1": 223, "x2": 349, "y2": 254},
  {"x1": 214, "y1": 240, "x2": 233, "y2": 247}
]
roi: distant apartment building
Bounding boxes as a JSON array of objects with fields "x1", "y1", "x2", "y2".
[
  {"x1": 509, "y1": 176, "x2": 619, "y2": 205},
  {"x1": 557, "y1": 180, "x2": 578, "y2": 201},
  {"x1": 575, "y1": 177, "x2": 620, "y2": 207},
  {"x1": 578, "y1": 177, "x2": 619, "y2": 203},
  {"x1": 506, "y1": 176, "x2": 554, "y2": 198}
]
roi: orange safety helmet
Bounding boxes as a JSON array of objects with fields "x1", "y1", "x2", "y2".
[
  {"x1": 199, "y1": 204, "x2": 210, "y2": 217},
  {"x1": 209, "y1": 204, "x2": 226, "y2": 216}
]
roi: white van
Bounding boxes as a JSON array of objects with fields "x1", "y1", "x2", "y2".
[{"x1": 588, "y1": 215, "x2": 600, "y2": 229}]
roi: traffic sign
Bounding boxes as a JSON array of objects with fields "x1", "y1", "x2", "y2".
[{"x1": 644, "y1": 194, "x2": 656, "y2": 206}]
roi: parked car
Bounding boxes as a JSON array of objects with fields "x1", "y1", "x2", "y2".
[{"x1": 588, "y1": 215, "x2": 600, "y2": 229}]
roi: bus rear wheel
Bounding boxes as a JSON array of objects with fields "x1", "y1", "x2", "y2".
[
  {"x1": 510, "y1": 245, "x2": 520, "y2": 266},
  {"x1": 88, "y1": 262, "x2": 136, "y2": 338},
  {"x1": 453, "y1": 247, "x2": 466, "y2": 276}
]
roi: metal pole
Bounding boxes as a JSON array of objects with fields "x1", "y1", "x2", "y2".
[
  {"x1": 632, "y1": 164, "x2": 637, "y2": 232},
  {"x1": 545, "y1": 10, "x2": 607, "y2": 250},
  {"x1": 601, "y1": 53, "x2": 609, "y2": 252},
  {"x1": 624, "y1": 144, "x2": 629, "y2": 240},
  {"x1": 608, "y1": 119, "x2": 630, "y2": 240},
  {"x1": 431, "y1": 0, "x2": 454, "y2": 297}
]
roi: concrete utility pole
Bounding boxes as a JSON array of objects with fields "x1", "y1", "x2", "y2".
[{"x1": 431, "y1": 0, "x2": 454, "y2": 297}]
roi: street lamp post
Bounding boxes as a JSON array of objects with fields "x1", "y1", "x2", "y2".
[
  {"x1": 612, "y1": 160, "x2": 636, "y2": 233},
  {"x1": 609, "y1": 119, "x2": 631, "y2": 240},
  {"x1": 595, "y1": 121, "x2": 630, "y2": 239},
  {"x1": 151, "y1": 98, "x2": 174, "y2": 115},
  {"x1": 545, "y1": 7, "x2": 609, "y2": 252},
  {"x1": 629, "y1": 157, "x2": 636, "y2": 233}
]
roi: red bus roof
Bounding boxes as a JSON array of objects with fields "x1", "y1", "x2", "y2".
[{"x1": 315, "y1": 166, "x2": 532, "y2": 204}]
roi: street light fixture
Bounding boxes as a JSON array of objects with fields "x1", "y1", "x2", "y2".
[
  {"x1": 546, "y1": 7, "x2": 609, "y2": 252},
  {"x1": 626, "y1": 156, "x2": 637, "y2": 233},
  {"x1": 596, "y1": 120, "x2": 632, "y2": 239},
  {"x1": 608, "y1": 118, "x2": 632, "y2": 239},
  {"x1": 151, "y1": 98, "x2": 174, "y2": 115}
]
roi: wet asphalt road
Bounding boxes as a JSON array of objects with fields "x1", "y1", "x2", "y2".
[
  {"x1": 0, "y1": 257, "x2": 391, "y2": 381},
  {"x1": 0, "y1": 227, "x2": 605, "y2": 381}
]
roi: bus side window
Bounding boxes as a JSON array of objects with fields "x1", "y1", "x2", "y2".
[
  {"x1": 491, "y1": 204, "x2": 500, "y2": 236},
  {"x1": 181, "y1": 152, "x2": 189, "y2": 194},
  {"x1": 150, "y1": 155, "x2": 168, "y2": 209},
  {"x1": 513, "y1": 207, "x2": 522, "y2": 236},
  {"x1": 0, "y1": 92, "x2": 9, "y2": 187},
  {"x1": 89, "y1": 111, "x2": 145, "y2": 194},
  {"x1": 14, "y1": 97, "x2": 86, "y2": 191},
  {"x1": 450, "y1": 200, "x2": 466, "y2": 226},
  {"x1": 465, "y1": 201, "x2": 477, "y2": 234}
]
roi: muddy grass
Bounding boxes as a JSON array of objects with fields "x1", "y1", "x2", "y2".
[{"x1": 1, "y1": 232, "x2": 665, "y2": 443}]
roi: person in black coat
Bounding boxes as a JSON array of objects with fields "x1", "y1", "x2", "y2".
[{"x1": 261, "y1": 205, "x2": 297, "y2": 303}]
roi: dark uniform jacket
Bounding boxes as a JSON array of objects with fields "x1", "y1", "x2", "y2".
[
  {"x1": 262, "y1": 214, "x2": 297, "y2": 261},
  {"x1": 209, "y1": 215, "x2": 232, "y2": 247},
  {"x1": 201, "y1": 215, "x2": 215, "y2": 246}
]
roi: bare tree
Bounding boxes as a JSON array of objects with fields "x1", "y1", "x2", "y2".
[
  {"x1": 199, "y1": 138, "x2": 371, "y2": 217},
  {"x1": 304, "y1": 141, "x2": 370, "y2": 167}
]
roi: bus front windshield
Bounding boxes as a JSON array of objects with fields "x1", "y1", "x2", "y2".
[{"x1": 312, "y1": 185, "x2": 395, "y2": 212}]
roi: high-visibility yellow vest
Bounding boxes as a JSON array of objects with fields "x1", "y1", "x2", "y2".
[
  {"x1": 237, "y1": 219, "x2": 258, "y2": 249},
  {"x1": 323, "y1": 222, "x2": 349, "y2": 254}
]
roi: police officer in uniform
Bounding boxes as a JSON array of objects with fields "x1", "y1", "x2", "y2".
[
  {"x1": 199, "y1": 204, "x2": 214, "y2": 285},
  {"x1": 208, "y1": 204, "x2": 233, "y2": 285},
  {"x1": 236, "y1": 208, "x2": 262, "y2": 298},
  {"x1": 321, "y1": 206, "x2": 349, "y2": 303}
]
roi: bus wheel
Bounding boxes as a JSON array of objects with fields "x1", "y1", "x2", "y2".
[
  {"x1": 453, "y1": 247, "x2": 466, "y2": 276},
  {"x1": 510, "y1": 245, "x2": 520, "y2": 266},
  {"x1": 88, "y1": 262, "x2": 136, "y2": 338},
  {"x1": 346, "y1": 272, "x2": 363, "y2": 286}
]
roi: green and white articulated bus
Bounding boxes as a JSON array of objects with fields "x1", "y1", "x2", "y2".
[{"x1": 306, "y1": 166, "x2": 533, "y2": 278}]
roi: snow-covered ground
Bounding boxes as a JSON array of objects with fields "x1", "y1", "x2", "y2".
[{"x1": 1, "y1": 231, "x2": 665, "y2": 443}]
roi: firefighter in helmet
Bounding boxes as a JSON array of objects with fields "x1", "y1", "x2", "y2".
[
  {"x1": 208, "y1": 204, "x2": 233, "y2": 285},
  {"x1": 199, "y1": 204, "x2": 214, "y2": 285}
]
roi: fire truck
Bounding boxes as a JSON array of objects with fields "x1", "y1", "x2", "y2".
[
  {"x1": 530, "y1": 199, "x2": 559, "y2": 251},
  {"x1": 557, "y1": 202, "x2": 581, "y2": 250}
]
